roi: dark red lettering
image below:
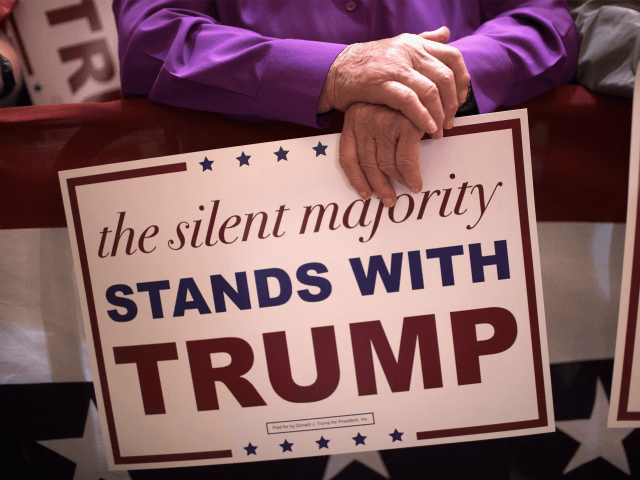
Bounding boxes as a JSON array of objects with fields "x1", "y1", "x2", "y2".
[
  {"x1": 451, "y1": 307, "x2": 518, "y2": 385},
  {"x1": 263, "y1": 326, "x2": 339, "y2": 403},
  {"x1": 113, "y1": 342, "x2": 179, "y2": 415}
]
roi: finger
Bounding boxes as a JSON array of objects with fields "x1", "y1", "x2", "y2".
[
  {"x1": 339, "y1": 120, "x2": 372, "y2": 200},
  {"x1": 424, "y1": 42, "x2": 471, "y2": 106},
  {"x1": 396, "y1": 128, "x2": 423, "y2": 193},
  {"x1": 418, "y1": 26, "x2": 450, "y2": 44},
  {"x1": 402, "y1": 69, "x2": 447, "y2": 138},
  {"x1": 416, "y1": 59, "x2": 458, "y2": 130},
  {"x1": 355, "y1": 123, "x2": 397, "y2": 207},
  {"x1": 377, "y1": 81, "x2": 437, "y2": 135},
  {"x1": 411, "y1": 47, "x2": 458, "y2": 130},
  {"x1": 376, "y1": 135, "x2": 408, "y2": 187}
]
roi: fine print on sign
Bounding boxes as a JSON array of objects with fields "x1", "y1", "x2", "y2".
[
  {"x1": 60, "y1": 110, "x2": 553, "y2": 470},
  {"x1": 609, "y1": 66, "x2": 640, "y2": 428}
]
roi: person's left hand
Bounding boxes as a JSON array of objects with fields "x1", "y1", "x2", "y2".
[{"x1": 339, "y1": 102, "x2": 424, "y2": 207}]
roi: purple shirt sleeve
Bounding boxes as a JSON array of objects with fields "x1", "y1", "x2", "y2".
[
  {"x1": 113, "y1": 1, "x2": 346, "y2": 127},
  {"x1": 113, "y1": 0, "x2": 578, "y2": 124},
  {"x1": 450, "y1": 0, "x2": 578, "y2": 113}
]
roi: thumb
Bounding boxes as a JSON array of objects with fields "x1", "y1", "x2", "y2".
[{"x1": 418, "y1": 26, "x2": 450, "y2": 44}]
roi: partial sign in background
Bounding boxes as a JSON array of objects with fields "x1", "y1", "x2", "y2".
[
  {"x1": 59, "y1": 110, "x2": 553, "y2": 470},
  {"x1": 8, "y1": 0, "x2": 120, "y2": 105},
  {"x1": 610, "y1": 64, "x2": 640, "y2": 428}
]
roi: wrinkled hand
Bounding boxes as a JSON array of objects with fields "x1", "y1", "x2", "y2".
[
  {"x1": 320, "y1": 27, "x2": 469, "y2": 139},
  {"x1": 339, "y1": 102, "x2": 424, "y2": 207}
]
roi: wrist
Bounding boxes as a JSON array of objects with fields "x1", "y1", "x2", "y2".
[{"x1": 317, "y1": 44, "x2": 352, "y2": 114}]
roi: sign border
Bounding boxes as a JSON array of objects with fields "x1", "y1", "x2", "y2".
[
  {"x1": 65, "y1": 118, "x2": 547, "y2": 464},
  {"x1": 617, "y1": 140, "x2": 640, "y2": 422}
]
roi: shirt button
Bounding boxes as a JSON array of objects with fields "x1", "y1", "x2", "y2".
[{"x1": 345, "y1": 1, "x2": 357, "y2": 12}]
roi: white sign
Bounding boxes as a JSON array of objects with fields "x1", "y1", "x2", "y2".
[
  {"x1": 609, "y1": 66, "x2": 640, "y2": 428},
  {"x1": 60, "y1": 110, "x2": 553, "y2": 470},
  {"x1": 10, "y1": 0, "x2": 120, "y2": 105}
]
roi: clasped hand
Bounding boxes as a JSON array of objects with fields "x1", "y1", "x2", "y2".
[{"x1": 319, "y1": 27, "x2": 470, "y2": 207}]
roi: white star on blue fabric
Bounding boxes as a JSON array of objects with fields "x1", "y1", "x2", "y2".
[
  {"x1": 557, "y1": 378, "x2": 634, "y2": 475},
  {"x1": 323, "y1": 452, "x2": 390, "y2": 480},
  {"x1": 37, "y1": 401, "x2": 131, "y2": 480}
]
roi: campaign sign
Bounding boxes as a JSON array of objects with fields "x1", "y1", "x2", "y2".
[
  {"x1": 59, "y1": 110, "x2": 553, "y2": 470},
  {"x1": 610, "y1": 68, "x2": 640, "y2": 428},
  {"x1": 10, "y1": 0, "x2": 120, "y2": 105}
]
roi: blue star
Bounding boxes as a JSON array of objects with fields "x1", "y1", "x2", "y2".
[
  {"x1": 280, "y1": 439, "x2": 293, "y2": 452},
  {"x1": 312, "y1": 141, "x2": 328, "y2": 157},
  {"x1": 389, "y1": 429, "x2": 403, "y2": 442},
  {"x1": 244, "y1": 442, "x2": 257, "y2": 455},
  {"x1": 237, "y1": 151, "x2": 251, "y2": 166},
  {"x1": 274, "y1": 146, "x2": 289, "y2": 162},
  {"x1": 316, "y1": 436, "x2": 330, "y2": 449},
  {"x1": 353, "y1": 433, "x2": 366, "y2": 446},
  {"x1": 199, "y1": 156, "x2": 213, "y2": 171}
]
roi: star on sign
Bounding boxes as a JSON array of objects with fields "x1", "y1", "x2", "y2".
[
  {"x1": 389, "y1": 429, "x2": 404, "y2": 442},
  {"x1": 37, "y1": 400, "x2": 132, "y2": 480},
  {"x1": 557, "y1": 378, "x2": 634, "y2": 475},
  {"x1": 316, "y1": 436, "x2": 330, "y2": 449},
  {"x1": 244, "y1": 442, "x2": 258, "y2": 455},
  {"x1": 312, "y1": 141, "x2": 328, "y2": 157},
  {"x1": 274, "y1": 146, "x2": 289, "y2": 161},
  {"x1": 280, "y1": 439, "x2": 293, "y2": 452},
  {"x1": 199, "y1": 156, "x2": 213, "y2": 171},
  {"x1": 353, "y1": 432, "x2": 366, "y2": 446},
  {"x1": 322, "y1": 452, "x2": 390, "y2": 480},
  {"x1": 237, "y1": 151, "x2": 251, "y2": 166}
]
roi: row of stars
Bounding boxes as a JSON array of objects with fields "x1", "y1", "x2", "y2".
[
  {"x1": 243, "y1": 429, "x2": 404, "y2": 456},
  {"x1": 199, "y1": 142, "x2": 329, "y2": 171}
]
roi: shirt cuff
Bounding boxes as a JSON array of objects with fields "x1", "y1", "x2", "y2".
[
  {"x1": 256, "y1": 38, "x2": 347, "y2": 128},
  {"x1": 449, "y1": 35, "x2": 512, "y2": 114}
]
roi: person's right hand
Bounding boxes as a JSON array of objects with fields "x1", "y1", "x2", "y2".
[{"x1": 318, "y1": 26, "x2": 470, "y2": 139}]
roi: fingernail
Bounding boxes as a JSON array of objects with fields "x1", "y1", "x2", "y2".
[
  {"x1": 445, "y1": 120, "x2": 454, "y2": 129},
  {"x1": 382, "y1": 198, "x2": 395, "y2": 208},
  {"x1": 428, "y1": 120, "x2": 437, "y2": 133},
  {"x1": 359, "y1": 191, "x2": 370, "y2": 200},
  {"x1": 411, "y1": 187, "x2": 421, "y2": 194}
]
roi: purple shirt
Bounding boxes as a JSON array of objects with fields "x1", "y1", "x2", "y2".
[{"x1": 113, "y1": 0, "x2": 578, "y2": 127}]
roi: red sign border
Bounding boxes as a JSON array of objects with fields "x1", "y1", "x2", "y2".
[
  {"x1": 66, "y1": 118, "x2": 548, "y2": 464},
  {"x1": 617, "y1": 153, "x2": 640, "y2": 421}
]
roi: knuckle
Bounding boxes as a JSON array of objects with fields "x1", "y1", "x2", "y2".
[
  {"x1": 338, "y1": 156, "x2": 351, "y2": 169},
  {"x1": 420, "y1": 82, "x2": 439, "y2": 99},
  {"x1": 379, "y1": 163, "x2": 399, "y2": 176},
  {"x1": 452, "y1": 47, "x2": 464, "y2": 62},
  {"x1": 360, "y1": 162, "x2": 381, "y2": 175},
  {"x1": 396, "y1": 159, "x2": 418, "y2": 176},
  {"x1": 395, "y1": 87, "x2": 416, "y2": 105},
  {"x1": 346, "y1": 175, "x2": 365, "y2": 187},
  {"x1": 439, "y1": 67, "x2": 454, "y2": 85}
]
